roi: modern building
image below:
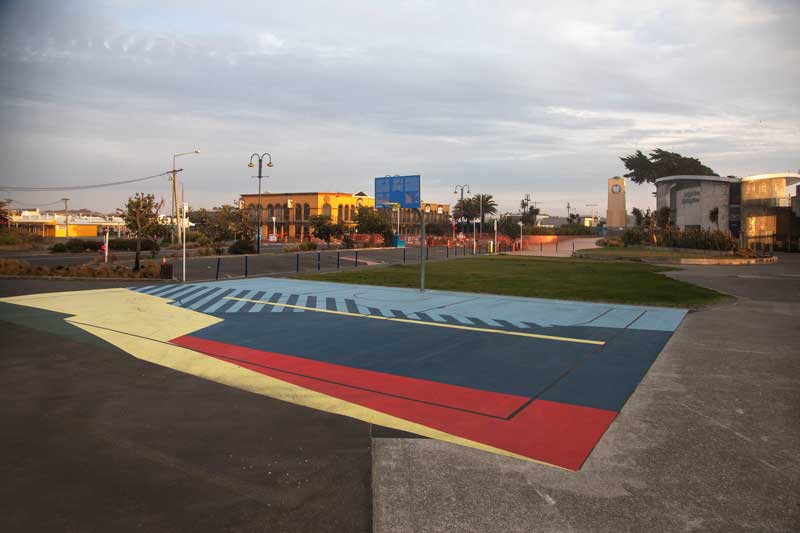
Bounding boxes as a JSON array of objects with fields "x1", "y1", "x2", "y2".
[
  {"x1": 239, "y1": 191, "x2": 450, "y2": 240},
  {"x1": 655, "y1": 172, "x2": 800, "y2": 249},
  {"x1": 606, "y1": 177, "x2": 627, "y2": 228},
  {"x1": 9, "y1": 209, "x2": 127, "y2": 238}
]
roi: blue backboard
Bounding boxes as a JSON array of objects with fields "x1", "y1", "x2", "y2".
[{"x1": 375, "y1": 175, "x2": 421, "y2": 209}]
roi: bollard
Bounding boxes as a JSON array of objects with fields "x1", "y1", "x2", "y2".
[
  {"x1": 317, "y1": 252, "x2": 321, "y2": 271},
  {"x1": 215, "y1": 257, "x2": 221, "y2": 280},
  {"x1": 245, "y1": 255, "x2": 248, "y2": 277},
  {"x1": 572, "y1": 241, "x2": 575, "y2": 252},
  {"x1": 446, "y1": 246, "x2": 449, "y2": 259},
  {"x1": 296, "y1": 253, "x2": 300, "y2": 272},
  {"x1": 555, "y1": 240, "x2": 558, "y2": 252},
  {"x1": 540, "y1": 242, "x2": 543, "y2": 252},
  {"x1": 355, "y1": 250, "x2": 359, "y2": 267},
  {"x1": 403, "y1": 247, "x2": 406, "y2": 264},
  {"x1": 426, "y1": 246, "x2": 429, "y2": 261},
  {"x1": 337, "y1": 251, "x2": 340, "y2": 269}
]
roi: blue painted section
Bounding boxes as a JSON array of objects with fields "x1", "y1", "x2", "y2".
[
  {"x1": 187, "y1": 312, "x2": 600, "y2": 398},
  {"x1": 541, "y1": 329, "x2": 674, "y2": 412},
  {"x1": 133, "y1": 278, "x2": 685, "y2": 333}
]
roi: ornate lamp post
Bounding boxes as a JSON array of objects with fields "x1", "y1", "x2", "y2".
[{"x1": 247, "y1": 152, "x2": 274, "y2": 253}]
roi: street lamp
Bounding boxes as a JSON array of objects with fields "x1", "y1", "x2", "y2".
[
  {"x1": 453, "y1": 184, "x2": 470, "y2": 234},
  {"x1": 518, "y1": 221, "x2": 524, "y2": 251},
  {"x1": 248, "y1": 152, "x2": 274, "y2": 253},
  {"x1": 172, "y1": 149, "x2": 200, "y2": 245}
]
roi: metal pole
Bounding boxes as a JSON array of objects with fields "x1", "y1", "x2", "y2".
[
  {"x1": 337, "y1": 251, "x2": 340, "y2": 269},
  {"x1": 419, "y1": 208, "x2": 426, "y2": 291},
  {"x1": 256, "y1": 158, "x2": 262, "y2": 254},
  {"x1": 245, "y1": 255, "x2": 248, "y2": 277},
  {"x1": 296, "y1": 253, "x2": 299, "y2": 272},
  {"x1": 104, "y1": 229, "x2": 109, "y2": 263},
  {"x1": 317, "y1": 252, "x2": 321, "y2": 270},
  {"x1": 182, "y1": 203, "x2": 187, "y2": 282},
  {"x1": 172, "y1": 156, "x2": 179, "y2": 244},
  {"x1": 403, "y1": 247, "x2": 406, "y2": 263},
  {"x1": 61, "y1": 198, "x2": 70, "y2": 238},
  {"x1": 215, "y1": 257, "x2": 221, "y2": 280},
  {"x1": 355, "y1": 250, "x2": 359, "y2": 267}
]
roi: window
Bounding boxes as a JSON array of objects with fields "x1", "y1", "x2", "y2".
[
  {"x1": 338, "y1": 204, "x2": 343, "y2": 221},
  {"x1": 275, "y1": 204, "x2": 282, "y2": 220},
  {"x1": 322, "y1": 204, "x2": 331, "y2": 217},
  {"x1": 267, "y1": 205, "x2": 274, "y2": 219},
  {"x1": 304, "y1": 203, "x2": 311, "y2": 219},
  {"x1": 344, "y1": 205, "x2": 350, "y2": 221},
  {"x1": 295, "y1": 204, "x2": 303, "y2": 221},
  {"x1": 283, "y1": 204, "x2": 290, "y2": 220}
]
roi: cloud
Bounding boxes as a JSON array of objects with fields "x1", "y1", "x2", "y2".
[{"x1": 0, "y1": 0, "x2": 798, "y2": 215}]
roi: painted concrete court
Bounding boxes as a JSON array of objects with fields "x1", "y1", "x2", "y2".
[{"x1": 1, "y1": 278, "x2": 685, "y2": 470}]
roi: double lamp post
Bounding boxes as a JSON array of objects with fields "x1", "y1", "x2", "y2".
[{"x1": 248, "y1": 152, "x2": 274, "y2": 253}]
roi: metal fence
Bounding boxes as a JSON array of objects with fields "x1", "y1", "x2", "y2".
[{"x1": 171, "y1": 243, "x2": 514, "y2": 282}]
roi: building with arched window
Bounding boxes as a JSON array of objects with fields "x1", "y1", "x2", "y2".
[{"x1": 239, "y1": 191, "x2": 374, "y2": 240}]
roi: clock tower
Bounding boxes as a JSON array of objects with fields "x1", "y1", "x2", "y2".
[{"x1": 606, "y1": 177, "x2": 627, "y2": 227}]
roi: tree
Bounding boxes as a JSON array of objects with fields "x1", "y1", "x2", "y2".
[
  {"x1": 118, "y1": 193, "x2": 163, "y2": 270},
  {"x1": 709, "y1": 207, "x2": 720, "y2": 230},
  {"x1": 452, "y1": 197, "x2": 479, "y2": 225},
  {"x1": 620, "y1": 149, "x2": 717, "y2": 184},
  {"x1": 355, "y1": 206, "x2": 390, "y2": 235},
  {"x1": 631, "y1": 207, "x2": 644, "y2": 227},
  {"x1": 475, "y1": 194, "x2": 498, "y2": 226},
  {"x1": 497, "y1": 215, "x2": 521, "y2": 239},
  {"x1": 0, "y1": 200, "x2": 9, "y2": 227},
  {"x1": 521, "y1": 206, "x2": 540, "y2": 226},
  {"x1": 568, "y1": 213, "x2": 580, "y2": 225},
  {"x1": 656, "y1": 206, "x2": 672, "y2": 228},
  {"x1": 308, "y1": 215, "x2": 337, "y2": 242}
]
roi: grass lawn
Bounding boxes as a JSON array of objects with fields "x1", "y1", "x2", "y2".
[
  {"x1": 300, "y1": 255, "x2": 728, "y2": 308},
  {"x1": 575, "y1": 247, "x2": 732, "y2": 260}
]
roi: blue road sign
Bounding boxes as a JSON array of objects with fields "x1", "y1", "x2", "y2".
[{"x1": 375, "y1": 175, "x2": 421, "y2": 209}]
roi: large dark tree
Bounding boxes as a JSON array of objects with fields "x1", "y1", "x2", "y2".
[{"x1": 620, "y1": 149, "x2": 716, "y2": 184}]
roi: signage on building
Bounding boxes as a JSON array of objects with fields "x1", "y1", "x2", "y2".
[{"x1": 680, "y1": 189, "x2": 701, "y2": 206}]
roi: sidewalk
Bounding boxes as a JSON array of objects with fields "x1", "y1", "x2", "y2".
[{"x1": 511, "y1": 236, "x2": 599, "y2": 257}]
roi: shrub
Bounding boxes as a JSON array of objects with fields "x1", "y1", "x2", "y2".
[
  {"x1": 597, "y1": 237, "x2": 623, "y2": 248},
  {"x1": 656, "y1": 228, "x2": 737, "y2": 251},
  {"x1": 228, "y1": 239, "x2": 256, "y2": 255},
  {"x1": 51, "y1": 243, "x2": 68, "y2": 253},
  {"x1": 622, "y1": 229, "x2": 643, "y2": 246},
  {"x1": 61, "y1": 239, "x2": 102, "y2": 253},
  {"x1": 527, "y1": 225, "x2": 598, "y2": 236},
  {"x1": 108, "y1": 238, "x2": 159, "y2": 251},
  {"x1": 342, "y1": 235, "x2": 355, "y2": 249},
  {"x1": 299, "y1": 241, "x2": 318, "y2": 251}
]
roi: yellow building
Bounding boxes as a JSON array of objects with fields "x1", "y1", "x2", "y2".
[
  {"x1": 239, "y1": 192, "x2": 451, "y2": 240},
  {"x1": 10, "y1": 210, "x2": 127, "y2": 238},
  {"x1": 239, "y1": 191, "x2": 374, "y2": 239}
]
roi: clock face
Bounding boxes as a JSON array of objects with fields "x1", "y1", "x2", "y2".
[{"x1": 611, "y1": 184, "x2": 621, "y2": 193}]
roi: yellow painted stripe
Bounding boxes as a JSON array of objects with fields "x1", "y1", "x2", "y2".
[{"x1": 224, "y1": 296, "x2": 605, "y2": 346}]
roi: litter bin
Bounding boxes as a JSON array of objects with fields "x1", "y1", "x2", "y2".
[{"x1": 159, "y1": 263, "x2": 174, "y2": 280}]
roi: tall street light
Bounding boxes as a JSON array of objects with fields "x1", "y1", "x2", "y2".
[
  {"x1": 453, "y1": 184, "x2": 470, "y2": 234},
  {"x1": 248, "y1": 152, "x2": 274, "y2": 254},
  {"x1": 172, "y1": 149, "x2": 200, "y2": 245}
]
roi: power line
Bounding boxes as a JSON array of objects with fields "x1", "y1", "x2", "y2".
[
  {"x1": 6, "y1": 198, "x2": 64, "y2": 208},
  {"x1": 0, "y1": 169, "x2": 181, "y2": 192}
]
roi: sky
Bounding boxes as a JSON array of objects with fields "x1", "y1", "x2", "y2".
[{"x1": 1, "y1": 0, "x2": 798, "y2": 217}]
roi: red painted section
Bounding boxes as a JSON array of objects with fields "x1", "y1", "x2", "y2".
[
  {"x1": 172, "y1": 335, "x2": 617, "y2": 470},
  {"x1": 172, "y1": 335, "x2": 529, "y2": 418}
]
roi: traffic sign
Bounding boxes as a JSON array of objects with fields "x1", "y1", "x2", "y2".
[{"x1": 375, "y1": 175, "x2": 421, "y2": 209}]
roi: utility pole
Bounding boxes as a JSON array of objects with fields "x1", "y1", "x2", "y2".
[
  {"x1": 172, "y1": 150, "x2": 200, "y2": 245},
  {"x1": 61, "y1": 198, "x2": 70, "y2": 238}
]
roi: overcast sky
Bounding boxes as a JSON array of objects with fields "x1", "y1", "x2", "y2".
[{"x1": 1, "y1": 0, "x2": 798, "y2": 216}]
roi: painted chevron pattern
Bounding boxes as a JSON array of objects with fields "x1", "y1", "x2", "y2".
[{"x1": 130, "y1": 284, "x2": 532, "y2": 329}]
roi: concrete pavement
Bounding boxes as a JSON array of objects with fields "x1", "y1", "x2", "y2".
[{"x1": 372, "y1": 254, "x2": 800, "y2": 532}]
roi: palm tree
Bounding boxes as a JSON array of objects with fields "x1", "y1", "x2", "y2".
[{"x1": 474, "y1": 194, "x2": 498, "y2": 226}]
